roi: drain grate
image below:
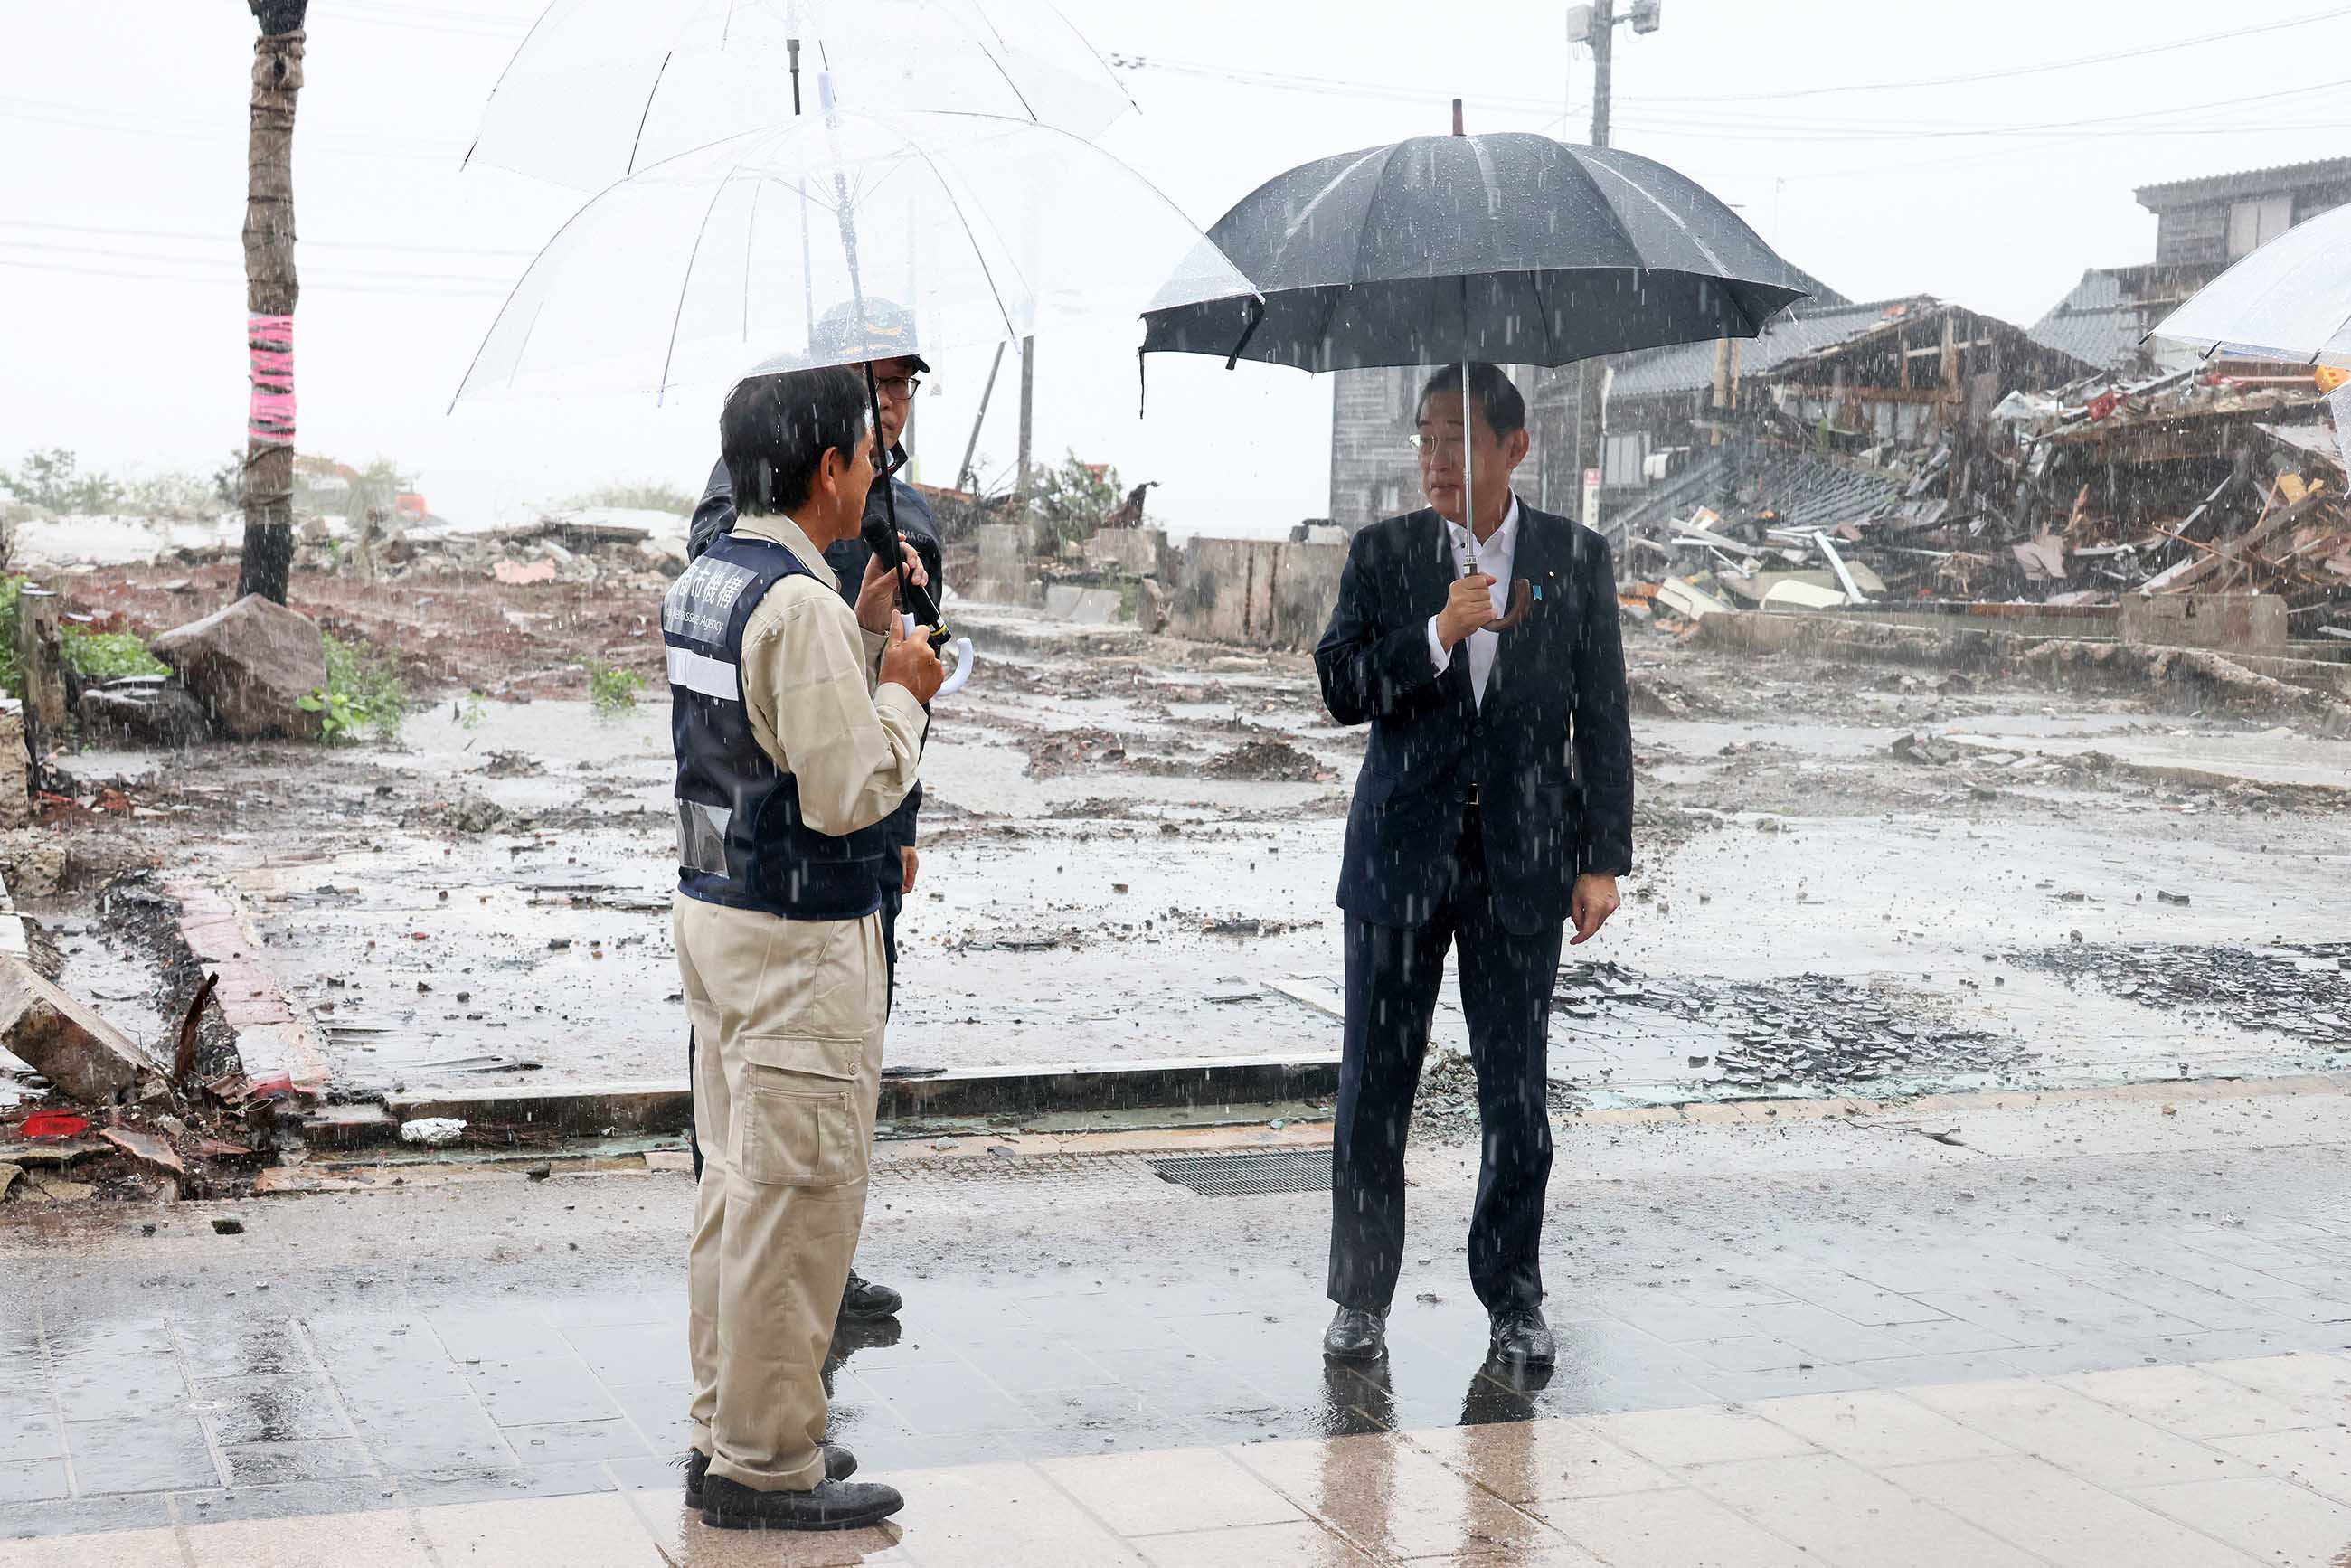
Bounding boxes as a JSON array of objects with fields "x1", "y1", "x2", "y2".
[{"x1": 1147, "y1": 1149, "x2": 1327, "y2": 1196}]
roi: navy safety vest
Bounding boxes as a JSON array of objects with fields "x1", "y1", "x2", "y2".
[{"x1": 664, "y1": 532, "x2": 892, "y2": 921}]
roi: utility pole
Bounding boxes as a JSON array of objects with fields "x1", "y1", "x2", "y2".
[
  {"x1": 1015, "y1": 335, "x2": 1035, "y2": 506},
  {"x1": 1588, "y1": 0, "x2": 1614, "y2": 147},
  {"x1": 958, "y1": 343, "x2": 1006, "y2": 496},
  {"x1": 1568, "y1": 0, "x2": 1658, "y2": 149},
  {"x1": 1566, "y1": 0, "x2": 1660, "y2": 534}
]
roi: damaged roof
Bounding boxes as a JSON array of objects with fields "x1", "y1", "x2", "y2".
[
  {"x1": 1611, "y1": 297, "x2": 2085, "y2": 401},
  {"x1": 1610, "y1": 297, "x2": 1935, "y2": 401},
  {"x1": 2135, "y1": 156, "x2": 2351, "y2": 213},
  {"x1": 2029, "y1": 269, "x2": 2147, "y2": 373}
]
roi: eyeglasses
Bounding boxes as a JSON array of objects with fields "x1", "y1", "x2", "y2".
[
  {"x1": 1407, "y1": 430, "x2": 1485, "y2": 454},
  {"x1": 873, "y1": 375, "x2": 922, "y2": 401}
]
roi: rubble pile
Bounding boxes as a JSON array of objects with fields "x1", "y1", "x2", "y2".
[
  {"x1": 1413, "y1": 1049, "x2": 1583, "y2": 1138},
  {"x1": 2009, "y1": 941, "x2": 2351, "y2": 1047},
  {"x1": 1, "y1": 953, "x2": 287, "y2": 1206},
  {"x1": 1024, "y1": 727, "x2": 1129, "y2": 778},
  {"x1": 1620, "y1": 366, "x2": 2351, "y2": 633},
  {"x1": 291, "y1": 515, "x2": 688, "y2": 589},
  {"x1": 1201, "y1": 736, "x2": 1330, "y2": 783},
  {"x1": 1556, "y1": 960, "x2": 2031, "y2": 1087}
]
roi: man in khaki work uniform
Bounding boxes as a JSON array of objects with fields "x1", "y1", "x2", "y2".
[{"x1": 666, "y1": 364, "x2": 943, "y2": 1533}]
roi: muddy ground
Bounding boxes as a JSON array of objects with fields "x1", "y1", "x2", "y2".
[{"x1": 9, "y1": 562, "x2": 2351, "y2": 1119}]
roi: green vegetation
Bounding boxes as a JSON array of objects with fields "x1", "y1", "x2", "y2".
[
  {"x1": 581, "y1": 656, "x2": 646, "y2": 720},
  {"x1": 1027, "y1": 450, "x2": 1125, "y2": 555},
  {"x1": 1, "y1": 449, "x2": 122, "y2": 514},
  {"x1": 568, "y1": 480, "x2": 696, "y2": 515},
  {"x1": 298, "y1": 632, "x2": 409, "y2": 743},
  {"x1": 0, "y1": 573, "x2": 165, "y2": 703},
  {"x1": 456, "y1": 691, "x2": 487, "y2": 732},
  {"x1": 59, "y1": 628, "x2": 165, "y2": 683},
  {"x1": 2, "y1": 448, "x2": 243, "y2": 521},
  {"x1": 0, "y1": 576, "x2": 24, "y2": 696}
]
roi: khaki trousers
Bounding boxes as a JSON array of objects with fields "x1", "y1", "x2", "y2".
[{"x1": 675, "y1": 894, "x2": 887, "y2": 1492}]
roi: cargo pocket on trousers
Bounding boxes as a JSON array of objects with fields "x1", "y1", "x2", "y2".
[{"x1": 735, "y1": 1048, "x2": 864, "y2": 1188}]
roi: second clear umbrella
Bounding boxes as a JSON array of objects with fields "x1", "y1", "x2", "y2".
[
  {"x1": 454, "y1": 98, "x2": 1252, "y2": 673},
  {"x1": 453, "y1": 106, "x2": 1250, "y2": 402},
  {"x1": 465, "y1": 0, "x2": 1133, "y2": 192}
]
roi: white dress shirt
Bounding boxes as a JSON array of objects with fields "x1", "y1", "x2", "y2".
[{"x1": 1424, "y1": 496, "x2": 1521, "y2": 710}]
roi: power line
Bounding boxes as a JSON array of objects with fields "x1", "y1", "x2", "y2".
[
  {"x1": 0, "y1": 94, "x2": 460, "y2": 162},
  {"x1": 318, "y1": 0, "x2": 530, "y2": 42},
  {"x1": 1104, "y1": 52, "x2": 1572, "y2": 118},
  {"x1": 1604, "y1": 78, "x2": 2351, "y2": 144},
  {"x1": 0, "y1": 216, "x2": 537, "y2": 261},
  {"x1": 1619, "y1": 4, "x2": 2351, "y2": 104},
  {"x1": 0, "y1": 254, "x2": 507, "y2": 298}
]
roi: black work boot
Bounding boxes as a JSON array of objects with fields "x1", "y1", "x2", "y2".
[
  {"x1": 1322, "y1": 1306, "x2": 1388, "y2": 1361},
  {"x1": 841, "y1": 1268, "x2": 903, "y2": 1321},
  {"x1": 701, "y1": 1473, "x2": 904, "y2": 1532},
  {"x1": 1488, "y1": 1306, "x2": 1557, "y2": 1368},
  {"x1": 682, "y1": 1445, "x2": 856, "y2": 1508}
]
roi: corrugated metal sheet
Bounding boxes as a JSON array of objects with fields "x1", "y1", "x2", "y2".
[
  {"x1": 2028, "y1": 269, "x2": 2147, "y2": 373},
  {"x1": 2135, "y1": 156, "x2": 2351, "y2": 213}
]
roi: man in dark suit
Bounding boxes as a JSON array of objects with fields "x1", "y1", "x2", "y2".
[
  {"x1": 1313, "y1": 363, "x2": 1633, "y2": 1368},
  {"x1": 682, "y1": 320, "x2": 941, "y2": 1325}
]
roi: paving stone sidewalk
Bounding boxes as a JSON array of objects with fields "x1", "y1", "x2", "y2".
[
  {"x1": 3, "y1": 1353, "x2": 2348, "y2": 1566},
  {"x1": 2, "y1": 1088, "x2": 2346, "y2": 1549}
]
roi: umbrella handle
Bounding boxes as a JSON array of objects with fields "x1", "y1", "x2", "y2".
[
  {"x1": 902, "y1": 617, "x2": 975, "y2": 698},
  {"x1": 937, "y1": 636, "x2": 975, "y2": 697},
  {"x1": 1224, "y1": 296, "x2": 1266, "y2": 370}
]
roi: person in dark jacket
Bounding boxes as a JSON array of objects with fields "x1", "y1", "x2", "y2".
[
  {"x1": 683, "y1": 322, "x2": 941, "y2": 1326},
  {"x1": 1312, "y1": 363, "x2": 1632, "y2": 1371}
]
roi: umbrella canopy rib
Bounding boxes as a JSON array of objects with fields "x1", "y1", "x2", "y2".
[{"x1": 659, "y1": 164, "x2": 752, "y2": 400}]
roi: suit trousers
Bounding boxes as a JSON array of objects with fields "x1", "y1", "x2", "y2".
[
  {"x1": 1328, "y1": 811, "x2": 1564, "y2": 1316},
  {"x1": 676, "y1": 895, "x2": 887, "y2": 1493}
]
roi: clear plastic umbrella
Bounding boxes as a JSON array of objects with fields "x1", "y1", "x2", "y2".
[
  {"x1": 2149, "y1": 203, "x2": 2351, "y2": 368},
  {"x1": 454, "y1": 93, "x2": 1252, "y2": 685},
  {"x1": 465, "y1": 0, "x2": 1132, "y2": 192},
  {"x1": 452, "y1": 105, "x2": 1249, "y2": 404}
]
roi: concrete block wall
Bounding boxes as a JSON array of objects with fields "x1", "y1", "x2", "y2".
[
  {"x1": 966, "y1": 523, "x2": 1042, "y2": 607},
  {"x1": 1166, "y1": 537, "x2": 1350, "y2": 652},
  {"x1": 1081, "y1": 528, "x2": 1166, "y2": 578},
  {"x1": 2121, "y1": 593, "x2": 2288, "y2": 655}
]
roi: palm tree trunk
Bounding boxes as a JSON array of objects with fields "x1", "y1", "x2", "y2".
[{"x1": 236, "y1": 2, "x2": 308, "y2": 605}]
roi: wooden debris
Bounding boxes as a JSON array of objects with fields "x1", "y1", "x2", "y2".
[{"x1": 99, "y1": 1127, "x2": 186, "y2": 1183}]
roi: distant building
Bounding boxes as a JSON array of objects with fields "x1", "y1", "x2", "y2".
[
  {"x1": 2031, "y1": 156, "x2": 2351, "y2": 374},
  {"x1": 2139, "y1": 156, "x2": 2351, "y2": 269}
]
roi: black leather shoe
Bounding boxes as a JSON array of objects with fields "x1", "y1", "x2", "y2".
[
  {"x1": 1489, "y1": 1306, "x2": 1557, "y2": 1367},
  {"x1": 1322, "y1": 1306, "x2": 1388, "y2": 1361},
  {"x1": 682, "y1": 1445, "x2": 855, "y2": 1507},
  {"x1": 841, "y1": 1268, "x2": 903, "y2": 1321},
  {"x1": 701, "y1": 1473, "x2": 903, "y2": 1533}
]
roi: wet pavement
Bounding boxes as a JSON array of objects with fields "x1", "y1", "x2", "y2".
[{"x1": 1, "y1": 1078, "x2": 2345, "y2": 1554}]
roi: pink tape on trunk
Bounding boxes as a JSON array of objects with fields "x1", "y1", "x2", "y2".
[{"x1": 248, "y1": 314, "x2": 296, "y2": 446}]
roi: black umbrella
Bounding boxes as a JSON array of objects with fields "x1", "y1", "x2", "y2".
[
  {"x1": 1143, "y1": 128, "x2": 1807, "y2": 371},
  {"x1": 1141, "y1": 126, "x2": 1809, "y2": 566}
]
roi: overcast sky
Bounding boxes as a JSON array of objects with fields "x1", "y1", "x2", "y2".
[{"x1": 4, "y1": 0, "x2": 2347, "y2": 533}]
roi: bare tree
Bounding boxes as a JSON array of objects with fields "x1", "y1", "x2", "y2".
[{"x1": 236, "y1": 0, "x2": 308, "y2": 604}]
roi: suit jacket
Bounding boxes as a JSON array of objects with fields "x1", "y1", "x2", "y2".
[
  {"x1": 686, "y1": 455, "x2": 943, "y2": 865},
  {"x1": 1315, "y1": 499, "x2": 1633, "y2": 936}
]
